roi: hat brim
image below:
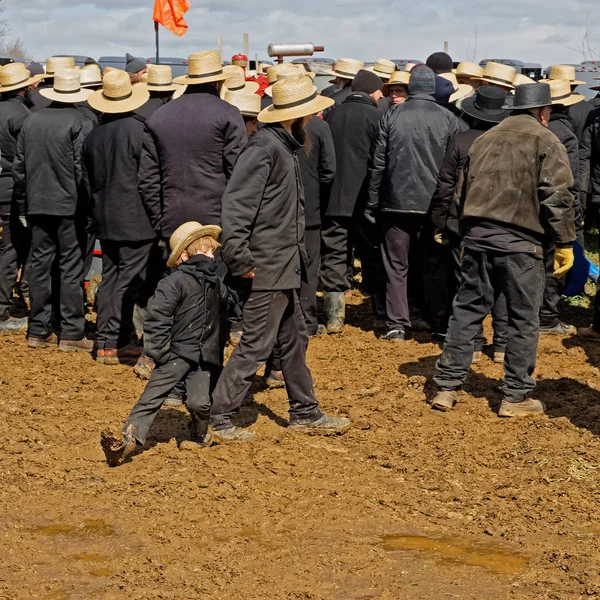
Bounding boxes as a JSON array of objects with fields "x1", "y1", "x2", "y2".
[
  {"x1": 172, "y1": 85, "x2": 186, "y2": 99},
  {"x1": 173, "y1": 71, "x2": 235, "y2": 85},
  {"x1": 475, "y1": 76, "x2": 515, "y2": 90},
  {"x1": 326, "y1": 70, "x2": 356, "y2": 80},
  {"x1": 367, "y1": 67, "x2": 392, "y2": 80},
  {"x1": 87, "y1": 84, "x2": 150, "y2": 114},
  {"x1": 167, "y1": 225, "x2": 222, "y2": 268},
  {"x1": 449, "y1": 83, "x2": 474, "y2": 103},
  {"x1": 258, "y1": 93, "x2": 334, "y2": 123},
  {"x1": 220, "y1": 80, "x2": 259, "y2": 98},
  {"x1": 39, "y1": 87, "x2": 94, "y2": 103},
  {"x1": 502, "y1": 101, "x2": 549, "y2": 110},
  {"x1": 80, "y1": 81, "x2": 103, "y2": 89},
  {"x1": 461, "y1": 96, "x2": 507, "y2": 123},
  {"x1": 0, "y1": 74, "x2": 44, "y2": 93},
  {"x1": 146, "y1": 82, "x2": 182, "y2": 93},
  {"x1": 552, "y1": 93, "x2": 585, "y2": 107}
]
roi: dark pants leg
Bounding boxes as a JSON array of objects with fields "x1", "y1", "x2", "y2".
[
  {"x1": 382, "y1": 215, "x2": 425, "y2": 331},
  {"x1": 539, "y1": 242, "x2": 562, "y2": 329},
  {"x1": 136, "y1": 241, "x2": 168, "y2": 310},
  {"x1": 96, "y1": 240, "x2": 153, "y2": 350},
  {"x1": 300, "y1": 226, "x2": 321, "y2": 335},
  {"x1": 227, "y1": 277, "x2": 253, "y2": 333},
  {"x1": 0, "y1": 214, "x2": 17, "y2": 320},
  {"x1": 474, "y1": 293, "x2": 509, "y2": 352},
  {"x1": 352, "y1": 217, "x2": 385, "y2": 297},
  {"x1": 320, "y1": 217, "x2": 351, "y2": 292},
  {"x1": 435, "y1": 250, "x2": 544, "y2": 402},
  {"x1": 210, "y1": 290, "x2": 321, "y2": 430}
]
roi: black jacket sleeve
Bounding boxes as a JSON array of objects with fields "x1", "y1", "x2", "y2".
[
  {"x1": 138, "y1": 125, "x2": 163, "y2": 238},
  {"x1": 317, "y1": 122, "x2": 336, "y2": 186},
  {"x1": 143, "y1": 276, "x2": 181, "y2": 365},
  {"x1": 430, "y1": 136, "x2": 459, "y2": 233},
  {"x1": 221, "y1": 145, "x2": 272, "y2": 277},
  {"x1": 12, "y1": 128, "x2": 26, "y2": 217},
  {"x1": 222, "y1": 115, "x2": 247, "y2": 180}
]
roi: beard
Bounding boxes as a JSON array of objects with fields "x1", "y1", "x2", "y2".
[{"x1": 292, "y1": 117, "x2": 312, "y2": 157}]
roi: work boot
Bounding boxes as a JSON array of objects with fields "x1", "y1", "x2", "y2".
[
  {"x1": 431, "y1": 390, "x2": 458, "y2": 412},
  {"x1": 324, "y1": 292, "x2": 345, "y2": 333},
  {"x1": 499, "y1": 398, "x2": 545, "y2": 417},
  {"x1": 539, "y1": 322, "x2": 576, "y2": 335},
  {"x1": 382, "y1": 328, "x2": 405, "y2": 341},
  {"x1": 134, "y1": 355, "x2": 155, "y2": 380},
  {"x1": 58, "y1": 338, "x2": 94, "y2": 353},
  {"x1": 288, "y1": 413, "x2": 351, "y2": 431},
  {"x1": 101, "y1": 425, "x2": 137, "y2": 467},
  {"x1": 28, "y1": 333, "x2": 58, "y2": 349},
  {"x1": 265, "y1": 369, "x2": 285, "y2": 388},
  {"x1": 493, "y1": 351, "x2": 505, "y2": 364},
  {"x1": 309, "y1": 324, "x2": 327, "y2": 337},
  {"x1": 212, "y1": 426, "x2": 257, "y2": 442},
  {"x1": 0, "y1": 316, "x2": 28, "y2": 332},
  {"x1": 164, "y1": 390, "x2": 185, "y2": 406},
  {"x1": 96, "y1": 345, "x2": 142, "y2": 365},
  {"x1": 578, "y1": 327, "x2": 600, "y2": 342},
  {"x1": 472, "y1": 350, "x2": 483, "y2": 363},
  {"x1": 188, "y1": 414, "x2": 212, "y2": 446}
]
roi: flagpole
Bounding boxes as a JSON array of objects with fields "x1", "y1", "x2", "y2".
[{"x1": 155, "y1": 20, "x2": 160, "y2": 64}]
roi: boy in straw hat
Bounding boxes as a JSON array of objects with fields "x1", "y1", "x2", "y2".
[
  {"x1": 135, "y1": 64, "x2": 180, "y2": 120},
  {"x1": 0, "y1": 63, "x2": 43, "y2": 333},
  {"x1": 101, "y1": 221, "x2": 233, "y2": 465},
  {"x1": 82, "y1": 69, "x2": 154, "y2": 366},
  {"x1": 223, "y1": 89, "x2": 261, "y2": 137},
  {"x1": 210, "y1": 74, "x2": 351, "y2": 441},
  {"x1": 13, "y1": 68, "x2": 95, "y2": 353}
]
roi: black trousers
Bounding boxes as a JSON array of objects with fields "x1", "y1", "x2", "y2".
[
  {"x1": 29, "y1": 216, "x2": 85, "y2": 340},
  {"x1": 95, "y1": 239, "x2": 153, "y2": 350},
  {"x1": 0, "y1": 212, "x2": 30, "y2": 320},
  {"x1": 434, "y1": 249, "x2": 544, "y2": 402},
  {"x1": 321, "y1": 215, "x2": 385, "y2": 296},
  {"x1": 210, "y1": 289, "x2": 321, "y2": 430},
  {"x1": 539, "y1": 242, "x2": 562, "y2": 329},
  {"x1": 124, "y1": 355, "x2": 219, "y2": 444},
  {"x1": 381, "y1": 214, "x2": 427, "y2": 331},
  {"x1": 300, "y1": 226, "x2": 321, "y2": 335}
]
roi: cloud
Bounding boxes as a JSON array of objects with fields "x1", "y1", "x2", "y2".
[{"x1": 4, "y1": 0, "x2": 600, "y2": 65}]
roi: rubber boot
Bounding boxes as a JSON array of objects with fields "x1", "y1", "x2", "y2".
[{"x1": 324, "y1": 292, "x2": 345, "y2": 333}]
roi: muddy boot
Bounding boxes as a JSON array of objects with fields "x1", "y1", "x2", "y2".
[
  {"x1": 498, "y1": 398, "x2": 545, "y2": 417},
  {"x1": 431, "y1": 390, "x2": 458, "y2": 412},
  {"x1": 0, "y1": 316, "x2": 28, "y2": 332},
  {"x1": 212, "y1": 426, "x2": 257, "y2": 442},
  {"x1": 163, "y1": 390, "x2": 185, "y2": 406},
  {"x1": 265, "y1": 369, "x2": 286, "y2": 388},
  {"x1": 288, "y1": 413, "x2": 351, "y2": 431},
  {"x1": 472, "y1": 351, "x2": 483, "y2": 363},
  {"x1": 493, "y1": 351, "x2": 505, "y2": 364},
  {"x1": 324, "y1": 292, "x2": 345, "y2": 333},
  {"x1": 101, "y1": 425, "x2": 137, "y2": 467},
  {"x1": 188, "y1": 414, "x2": 212, "y2": 446},
  {"x1": 58, "y1": 338, "x2": 94, "y2": 353},
  {"x1": 134, "y1": 355, "x2": 155, "y2": 380},
  {"x1": 28, "y1": 333, "x2": 58, "y2": 348}
]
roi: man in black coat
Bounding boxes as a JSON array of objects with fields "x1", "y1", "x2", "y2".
[
  {"x1": 138, "y1": 51, "x2": 246, "y2": 241},
  {"x1": 366, "y1": 65, "x2": 467, "y2": 341},
  {"x1": 210, "y1": 75, "x2": 350, "y2": 441},
  {"x1": 0, "y1": 64, "x2": 40, "y2": 332},
  {"x1": 83, "y1": 70, "x2": 155, "y2": 365},
  {"x1": 13, "y1": 69, "x2": 95, "y2": 351},
  {"x1": 322, "y1": 70, "x2": 385, "y2": 331}
]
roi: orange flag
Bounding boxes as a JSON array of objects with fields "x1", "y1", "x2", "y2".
[{"x1": 153, "y1": 0, "x2": 191, "y2": 37}]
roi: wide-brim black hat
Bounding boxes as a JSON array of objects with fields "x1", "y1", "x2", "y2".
[
  {"x1": 461, "y1": 85, "x2": 507, "y2": 123},
  {"x1": 503, "y1": 82, "x2": 551, "y2": 110}
]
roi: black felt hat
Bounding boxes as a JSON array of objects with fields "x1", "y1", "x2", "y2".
[
  {"x1": 125, "y1": 53, "x2": 146, "y2": 74},
  {"x1": 462, "y1": 86, "x2": 507, "y2": 123},
  {"x1": 503, "y1": 82, "x2": 551, "y2": 110},
  {"x1": 425, "y1": 52, "x2": 453, "y2": 74}
]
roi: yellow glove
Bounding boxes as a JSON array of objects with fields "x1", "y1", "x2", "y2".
[{"x1": 553, "y1": 247, "x2": 574, "y2": 279}]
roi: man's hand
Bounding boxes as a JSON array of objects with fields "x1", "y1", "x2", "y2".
[
  {"x1": 18, "y1": 216, "x2": 27, "y2": 229},
  {"x1": 554, "y1": 247, "x2": 574, "y2": 279},
  {"x1": 242, "y1": 268, "x2": 256, "y2": 279}
]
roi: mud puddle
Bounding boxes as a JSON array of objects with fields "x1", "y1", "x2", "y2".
[
  {"x1": 32, "y1": 519, "x2": 115, "y2": 537},
  {"x1": 378, "y1": 533, "x2": 528, "y2": 574}
]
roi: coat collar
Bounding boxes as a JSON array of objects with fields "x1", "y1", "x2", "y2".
[
  {"x1": 405, "y1": 93, "x2": 437, "y2": 103},
  {"x1": 550, "y1": 111, "x2": 575, "y2": 131},
  {"x1": 265, "y1": 123, "x2": 303, "y2": 153},
  {"x1": 343, "y1": 92, "x2": 377, "y2": 107},
  {"x1": 178, "y1": 253, "x2": 218, "y2": 280}
]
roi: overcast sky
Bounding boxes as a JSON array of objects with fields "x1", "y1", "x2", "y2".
[{"x1": 5, "y1": 0, "x2": 600, "y2": 66}]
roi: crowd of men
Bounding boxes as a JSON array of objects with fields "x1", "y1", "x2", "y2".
[{"x1": 2, "y1": 47, "x2": 600, "y2": 447}]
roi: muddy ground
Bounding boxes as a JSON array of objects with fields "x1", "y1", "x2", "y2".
[{"x1": 2, "y1": 292, "x2": 600, "y2": 599}]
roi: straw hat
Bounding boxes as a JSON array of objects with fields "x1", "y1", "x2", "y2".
[
  {"x1": 0, "y1": 63, "x2": 42, "y2": 93},
  {"x1": 455, "y1": 62, "x2": 484, "y2": 80},
  {"x1": 477, "y1": 62, "x2": 516, "y2": 89},
  {"x1": 103, "y1": 66, "x2": 118, "y2": 76},
  {"x1": 383, "y1": 70, "x2": 410, "y2": 88},
  {"x1": 405, "y1": 63, "x2": 418, "y2": 73},
  {"x1": 167, "y1": 221, "x2": 222, "y2": 268},
  {"x1": 548, "y1": 79, "x2": 585, "y2": 107},
  {"x1": 172, "y1": 84, "x2": 186, "y2": 99},
  {"x1": 328, "y1": 58, "x2": 364, "y2": 80},
  {"x1": 88, "y1": 69, "x2": 150, "y2": 114},
  {"x1": 258, "y1": 75, "x2": 334, "y2": 124},
  {"x1": 223, "y1": 90, "x2": 261, "y2": 117},
  {"x1": 513, "y1": 73, "x2": 535, "y2": 86},
  {"x1": 547, "y1": 64, "x2": 585, "y2": 86},
  {"x1": 173, "y1": 51, "x2": 235, "y2": 85},
  {"x1": 220, "y1": 65, "x2": 259, "y2": 97},
  {"x1": 369, "y1": 59, "x2": 396, "y2": 80},
  {"x1": 145, "y1": 64, "x2": 180, "y2": 92},
  {"x1": 44, "y1": 56, "x2": 75, "y2": 78},
  {"x1": 264, "y1": 65, "x2": 310, "y2": 97},
  {"x1": 79, "y1": 64, "x2": 103, "y2": 88},
  {"x1": 439, "y1": 72, "x2": 473, "y2": 103},
  {"x1": 39, "y1": 68, "x2": 93, "y2": 103}
]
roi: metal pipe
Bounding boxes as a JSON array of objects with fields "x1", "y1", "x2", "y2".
[
  {"x1": 267, "y1": 43, "x2": 324, "y2": 59},
  {"x1": 217, "y1": 34, "x2": 223, "y2": 63}
]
